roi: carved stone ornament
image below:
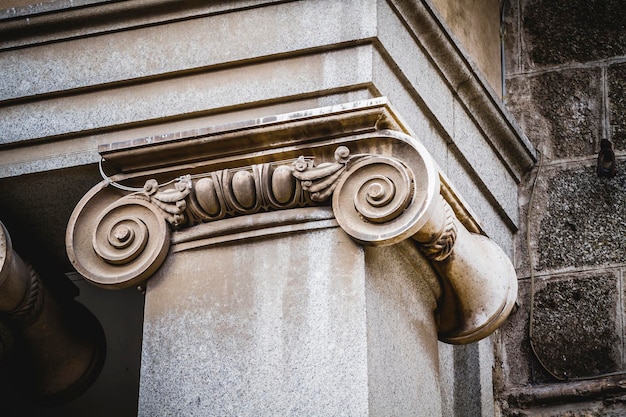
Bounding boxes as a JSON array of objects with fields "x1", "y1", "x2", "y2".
[{"x1": 66, "y1": 98, "x2": 517, "y2": 344}]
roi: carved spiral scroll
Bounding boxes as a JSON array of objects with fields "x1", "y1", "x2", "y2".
[
  {"x1": 72, "y1": 197, "x2": 170, "y2": 288},
  {"x1": 332, "y1": 156, "x2": 421, "y2": 245},
  {"x1": 353, "y1": 170, "x2": 411, "y2": 223},
  {"x1": 93, "y1": 214, "x2": 149, "y2": 265}
]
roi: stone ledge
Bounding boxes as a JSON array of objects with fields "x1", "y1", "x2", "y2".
[
  {"x1": 0, "y1": 0, "x2": 281, "y2": 48},
  {"x1": 504, "y1": 373, "x2": 626, "y2": 409}
]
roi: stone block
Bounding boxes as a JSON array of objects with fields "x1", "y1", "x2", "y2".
[
  {"x1": 1, "y1": 46, "x2": 375, "y2": 144},
  {"x1": 608, "y1": 62, "x2": 626, "y2": 150},
  {"x1": 534, "y1": 165, "x2": 626, "y2": 271},
  {"x1": 505, "y1": 69, "x2": 601, "y2": 159},
  {"x1": 520, "y1": 0, "x2": 626, "y2": 69},
  {"x1": 370, "y1": 51, "x2": 449, "y2": 169},
  {"x1": 530, "y1": 272, "x2": 621, "y2": 380},
  {"x1": 498, "y1": 279, "x2": 534, "y2": 387},
  {"x1": 452, "y1": 99, "x2": 519, "y2": 226},
  {"x1": 499, "y1": 270, "x2": 622, "y2": 391},
  {"x1": 445, "y1": 148, "x2": 515, "y2": 256},
  {"x1": 0, "y1": 0, "x2": 377, "y2": 101},
  {"x1": 376, "y1": 2, "x2": 455, "y2": 136}
]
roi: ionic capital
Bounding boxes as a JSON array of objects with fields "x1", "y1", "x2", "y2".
[{"x1": 66, "y1": 98, "x2": 517, "y2": 344}]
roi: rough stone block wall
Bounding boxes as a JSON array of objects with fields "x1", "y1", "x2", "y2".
[{"x1": 498, "y1": 0, "x2": 626, "y2": 415}]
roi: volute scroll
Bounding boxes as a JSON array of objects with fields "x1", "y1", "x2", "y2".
[
  {"x1": 67, "y1": 182, "x2": 172, "y2": 289},
  {"x1": 292, "y1": 142, "x2": 441, "y2": 246}
]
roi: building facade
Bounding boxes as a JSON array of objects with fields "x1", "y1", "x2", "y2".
[
  {"x1": 0, "y1": 1, "x2": 622, "y2": 416},
  {"x1": 497, "y1": 0, "x2": 626, "y2": 416}
]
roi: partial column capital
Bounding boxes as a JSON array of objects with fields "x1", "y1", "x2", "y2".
[
  {"x1": 66, "y1": 98, "x2": 517, "y2": 344},
  {"x1": 1, "y1": 221, "x2": 105, "y2": 403}
]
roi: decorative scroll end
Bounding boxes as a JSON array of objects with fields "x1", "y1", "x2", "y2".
[
  {"x1": 398, "y1": 193, "x2": 519, "y2": 344},
  {"x1": 141, "y1": 175, "x2": 192, "y2": 227},
  {"x1": 433, "y1": 226, "x2": 518, "y2": 345},
  {"x1": 68, "y1": 162, "x2": 308, "y2": 288},
  {"x1": 298, "y1": 145, "x2": 440, "y2": 246},
  {"x1": 1, "y1": 221, "x2": 105, "y2": 404},
  {"x1": 67, "y1": 187, "x2": 171, "y2": 289},
  {"x1": 289, "y1": 144, "x2": 518, "y2": 345}
]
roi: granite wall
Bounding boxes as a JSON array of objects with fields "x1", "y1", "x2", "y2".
[{"x1": 498, "y1": 0, "x2": 626, "y2": 415}]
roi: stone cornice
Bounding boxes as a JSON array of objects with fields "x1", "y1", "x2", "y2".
[
  {"x1": 66, "y1": 98, "x2": 517, "y2": 344},
  {"x1": 0, "y1": 0, "x2": 538, "y2": 180},
  {"x1": 1, "y1": 0, "x2": 535, "y2": 196},
  {"x1": 388, "y1": 0, "x2": 537, "y2": 179},
  {"x1": 0, "y1": 0, "x2": 283, "y2": 50},
  {"x1": 97, "y1": 98, "x2": 405, "y2": 175},
  {"x1": 97, "y1": 98, "x2": 481, "y2": 234}
]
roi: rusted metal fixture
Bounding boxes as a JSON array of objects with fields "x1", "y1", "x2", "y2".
[{"x1": 0, "y1": 221, "x2": 105, "y2": 405}]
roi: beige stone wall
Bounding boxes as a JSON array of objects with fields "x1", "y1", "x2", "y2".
[{"x1": 431, "y1": 0, "x2": 503, "y2": 97}]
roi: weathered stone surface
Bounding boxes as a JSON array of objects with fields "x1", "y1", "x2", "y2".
[
  {"x1": 364, "y1": 242, "x2": 443, "y2": 416},
  {"x1": 452, "y1": 343, "x2": 482, "y2": 416},
  {"x1": 497, "y1": 279, "x2": 533, "y2": 387},
  {"x1": 503, "y1": 0, "x2": 521, "y2": 75},
  {"x1": 505, "y1": 69, "x2": 602, "y2": 158},
  {"x1": 503, "y1": 401, "x2": 626, "y2": 417},
  {"x1": 0, "y1": 1, "x2": 377, "y2": 101},
  {"x1": 144, "y1": 230, "x2": 369, "y2": 417},
  {"x1": 608, "y1": 62, "x2": 626, "y2": 150},
  {"x1": 498, "y1": 279, "x2": 626, "y2": 415},
  {"x1": 430, "y1": 0, "x2": 502, "y2": 96},
  {"x1": 531, "y1": 272, "x2": 620, "y2": 380},
  {"x1": 498, "y1": 272, "x2": 623, "y2": 397},
  {"x1": 536, "y1": 165, "x2": 626, "y2": 270},
  {"x1": 521, "y1": 0, "x2": 626, "y2": 68},
  {"x1": 499, "y1": 0, "x2": 626, "y2": 415}
]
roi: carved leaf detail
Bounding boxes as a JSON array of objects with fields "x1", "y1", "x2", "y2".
[
  {"x1": 140, "y1": 176, "x2": 192, "y2": 227},
  {"x1": 418, "y1": 198, "x2": 457, "y2": 261},
  {"x1": 291, "y1": 146, "x2": 353, "y2": 202}
]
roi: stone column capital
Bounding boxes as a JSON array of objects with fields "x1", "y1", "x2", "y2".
[{"x1": 66, "y1": 98, "x2": 517, "y2": 344}]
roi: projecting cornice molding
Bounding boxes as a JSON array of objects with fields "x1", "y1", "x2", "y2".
[{"x1": 66, "y1": 98, "x2": 516, "y2": 344}]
